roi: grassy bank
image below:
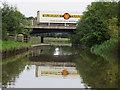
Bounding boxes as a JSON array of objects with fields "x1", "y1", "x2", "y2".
[
  {"x1": 44, "y1": 37, "x2": 70, "y2": 43},
  {"x1": 0, "y1": 38, "x2": 71, "y2": 51},
  {"x1": 0, "y1": 40, "x2": 32, "y2": 51},
  {"x1": 0, "y1": 40, "x2": 2, "y2": 51},
  {"x1": 91, "y1": 39, "x2": 118, "y2": 61},
  {"x1": 44, "y1": 37, "x2": 71, "y2": 46}
]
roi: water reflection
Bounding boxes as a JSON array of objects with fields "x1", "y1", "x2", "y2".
[
  {"x1": 74, "y1": 48, "x2": 118, "y2": 88},
  {"x1": 2, "y1": 46, "x2": 118, "y2": 88},
  {"x1": 2, "y1": 54, "x2": 29, "y2": 88},
  {"x1": 54, "y1": 48, "x2": 60, "y2": 55},
  {"x1": 34, "y1": 62, "x2": 78, "y2": 78}
]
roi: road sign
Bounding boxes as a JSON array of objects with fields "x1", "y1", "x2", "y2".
[
  {"x1": 43, "y1": 14, "x2": 63, "y2": 17},
  {"x1": 43, "y1": 13, "x2": 82, "y2": 20}
]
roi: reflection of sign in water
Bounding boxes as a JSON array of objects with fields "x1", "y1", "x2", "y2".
[
  {"x1": 41, "y1": 70, "x2": 77, "y2": 75},
  {"x1": 62, "y1": 70, "x2": 69, "y2": 75},
  {"x1": 35, "y1": 64, "x2": 79, "y2": 78},
  {"x1": 43, "y1": 13, "x2": 82, "y2": 20}
]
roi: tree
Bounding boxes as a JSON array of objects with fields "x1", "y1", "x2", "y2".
[
  {"x1": 71, "y1": 1, "x2": 118, "y2": 47},
  {"x1": 2, "y1": 2, "x2": 25, "y2": 40},
  {"x1": 25, "y1": 16, "x2": 35, "y2": 20}
]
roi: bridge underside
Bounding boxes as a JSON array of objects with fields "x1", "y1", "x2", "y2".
[{"x1": 31, "y1": 28, "x2": 76, "y2": 34}]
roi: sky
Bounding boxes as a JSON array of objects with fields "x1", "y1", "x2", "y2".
[{"x1": 1, "y1": 0, "x2": 97, "y2": 17}]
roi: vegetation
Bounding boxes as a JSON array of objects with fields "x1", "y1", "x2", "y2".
[
  {"x1": 44, "y1": 37, "x2": 71, "y2": 46},
  {"x1": 0, "y1": 2, "x2": 35, "y2": 52},
  {"x1": 75, "y1": 49, "x2": 118, "y2": 88},
  {"x1": 71, "y1": 2, "x2": 119, "y2": 86},
  {"x1": 71, "y1": 1, "x2": 118, "y2": 47},
  {"x1": 0, "y1": 40, "x2": 31, "y2": 51},
  {"x1": 2, "y1": 55, "x2": 29, "y2": 88},
  {"x1": 91, "y1": 39, "x2": 118, "y2": 61},
  {"x1": 0, "y1": 41, "x2": 1, "y2": 51},
  {"x1": 1, "y1": 2, "x2": 33, "y2": 40},
  {"x1": 44, "y1": 37, "x2": 70, "y2": 43},
  {"x1": 2, "y1": 2, "x2": 24, "y2": 40}
]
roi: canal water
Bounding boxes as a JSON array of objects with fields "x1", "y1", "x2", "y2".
[{"x1": 2, "y1": 45, "x2": 118, "y2": 88}]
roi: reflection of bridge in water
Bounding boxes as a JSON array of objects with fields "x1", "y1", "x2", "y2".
[
  {"x1": 29, "y1": 61, "x2": 78, "y2": 78},
  {"x1": 30, "y1": 61, "x2": 76, "y2": 67},
  {"x1": 29, "y1": 54, "x2": 75, "y2": 62},
  {"x1": 28, "y1": 47, "x2": 75, "y2": 62},
  {"x1": 28, "y1": 46, "x2": 79, "y2": 78}
]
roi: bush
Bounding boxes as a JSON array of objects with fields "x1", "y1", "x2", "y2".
[{"x1": 90, "y1": 39, "x2": 118, "y2": 61}]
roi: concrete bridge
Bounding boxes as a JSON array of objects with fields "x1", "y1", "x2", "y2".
[
  {"x1": 25, "y1": 11, "x2": 79, "y2": 34},
  {"x1": 25, "y1": 21, "x2": 77, "y2": 43},
  {"x1": 24, "y1": 11, "x2": 82, "y2": 43},
  {"x1": 25, "y1": 21, "x2": 77, "y2": 34}
]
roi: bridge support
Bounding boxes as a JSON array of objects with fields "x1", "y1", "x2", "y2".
[{"x1": 41, "y1": 36, "x2": 44, "y2": 43}]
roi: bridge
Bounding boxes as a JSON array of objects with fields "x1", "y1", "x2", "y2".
[
  {"x1": 25, "y1": 21, "x2": 77, "y2": 34},
  {"x1": 24, "y1": 11, "x2": 82, "y2": 43}
]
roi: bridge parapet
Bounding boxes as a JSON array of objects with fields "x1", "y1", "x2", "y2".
[
  {"x1": 25, "y1": 20, "x2": 77, "y2": 29},
  {"x1": 33, "y1": 20, "x2": 77, "y2": 26},
  {"x1": 25, "y1": 25, "x2": 76, "y2": 29}
]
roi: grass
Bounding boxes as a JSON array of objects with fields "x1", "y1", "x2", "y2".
[
  {"x1": 44, "y1": 37, "x2": 71, "y2": 46},
  {"x1": 0, "y1": 38, "x2": 71, "y2": 51},
  {"x1": 91, "y1": 39, "x2": 118, "y2": 54},
  {"x1": 0, "y1": 40, "x2": 2, "y2": 51},
  {"x1": 0, "y1": 40, "x2": 32, "y2": 51},
  {"x1": 91, "y1": 39, "x2": 118, "y2": 61},
  {"x1": 44, "y1": 37, "x2": 70, "y2": 43}
]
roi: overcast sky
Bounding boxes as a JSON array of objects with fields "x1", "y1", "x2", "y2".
[{"x1": 1, "y1": 0, "x2": 96, "y2": 17}]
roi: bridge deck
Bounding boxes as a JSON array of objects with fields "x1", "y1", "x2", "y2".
[
  {"x1": 26, "y1": 26, "x2": 76, "y2": 29},
  {"x1": 25, "y1": 22, "x2": 77, "y2": 33}
]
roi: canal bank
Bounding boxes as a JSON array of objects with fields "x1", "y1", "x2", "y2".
[
  {"x1": 1, "y1": 41, "x2": 52, "y2": 59},
  {"x1": 1, "y1": 38, "x2": 71, "y2": 59},
  {"x1": 90, "y1": 39, "x2": 119, "y2": 61},
  {"x1": 1, "y1": 40, "x2": 31, "y2": 59}
]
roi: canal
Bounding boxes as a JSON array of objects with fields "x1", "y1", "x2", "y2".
[{"x1": 2, "y1": 45, "x2": 118, "y2": 88}]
